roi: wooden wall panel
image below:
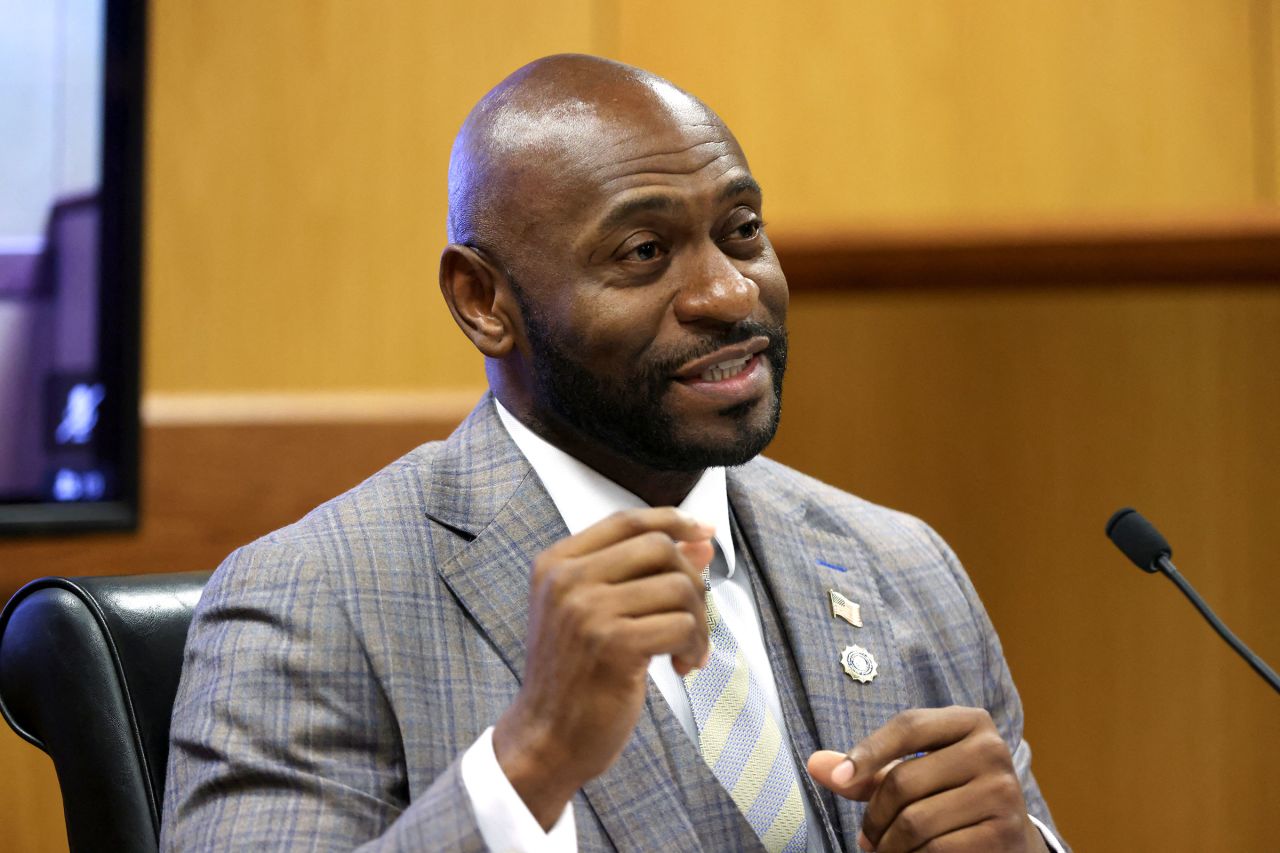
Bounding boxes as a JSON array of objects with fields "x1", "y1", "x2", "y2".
[
  {"x1": 1264, "y1": 0, "x2": 1280, "y2": 200},
  {"x1": 615, "y1": 1, "x2": 1263, "y2": 229},
  {"x1": 0, "y1": 739, "x2": 64, "y2": 853},
  {"x1": 145, "y1": 1, "x2": 602, "y2": 394},
  {"x1": 774, "y1": 210, "x2": 1280, "y2": 288}
]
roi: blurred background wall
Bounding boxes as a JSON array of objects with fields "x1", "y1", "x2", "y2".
[{"x1": 3, "y1": 1, "x2": 1279, "y2": 850}]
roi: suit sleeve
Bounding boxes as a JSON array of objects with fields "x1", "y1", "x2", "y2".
[
  {"x1": 161, "y1": 540, "x2": 487, "y2": 852},
  {"x1": 918, "y1": 522, "x2": 1069, "y2": 852}
]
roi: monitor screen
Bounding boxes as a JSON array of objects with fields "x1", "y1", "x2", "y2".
[{"x1": 0, "y1": 0, "x2": 143, "y2": 533}]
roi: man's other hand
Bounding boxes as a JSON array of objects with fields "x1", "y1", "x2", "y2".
[
  {"x1": 493, "y1": 507, "x2": 715, "y2": 830},
  {"x1": 807, "y1": 706, "x2": 1047, "y2": 852}
]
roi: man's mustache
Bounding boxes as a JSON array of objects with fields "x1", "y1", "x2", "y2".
[{"x1": 647, "y1": 320, "x2": 788, "y2": 381}]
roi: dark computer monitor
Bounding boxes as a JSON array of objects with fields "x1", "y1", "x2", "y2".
[{"x1": 0, "y1": 0, "x2": 144, "y2": 534}]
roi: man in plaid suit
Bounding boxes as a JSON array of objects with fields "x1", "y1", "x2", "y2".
[{"x1": 162, "y1": 55, "x2": 1064, "y2": 852}]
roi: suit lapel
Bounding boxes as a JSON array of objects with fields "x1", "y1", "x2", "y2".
[
  {"x1": 732, "y1": 515, "x2": 844, "y2": 853},
  {"x1": 426, "y1": 394, "x2": 560, "y2": 679},
  {"x1": 729, "y1": 463, "x2": 912, "y2": 851},
  {"x1": 426, "y1": 396, "x2": 724, "y2": 851}
]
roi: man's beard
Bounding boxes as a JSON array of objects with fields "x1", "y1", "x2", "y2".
[{"x1": 519, "y1": 303, "x2": 787, "y2": 473}]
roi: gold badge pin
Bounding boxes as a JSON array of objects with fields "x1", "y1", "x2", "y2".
[
  {"x1": 840, "y1": 644, "x2": 878, "y2": 684},
  {"x1": 828, "y1": 589, "x2": 863, "y2": 627}
]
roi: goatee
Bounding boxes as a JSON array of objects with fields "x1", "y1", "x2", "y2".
[{"x1": 519, "y1": 306, "x2": 787, "y2": 472}]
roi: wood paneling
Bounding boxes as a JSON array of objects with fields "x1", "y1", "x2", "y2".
[
  {"x1": 0, "y1": 739, "x2": 64, "y2": 853},
  {"x1": 1264, "y1": 0, "x2": 1280, "y2": 200},
  {"x1": 774, "y1": 210, "x2": 1280, "y2": 289},
  {"x1": 615, "y1": 1, "x2": 1263, "y2": 227},
  {"x1": 145, "y1": 1, "x2": 602, "y2": 394}
]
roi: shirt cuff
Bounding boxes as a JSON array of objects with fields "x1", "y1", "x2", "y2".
[
  {"x1": 1028, "y1": 814, "x2": 1066, "y2": 853},
  {"x1": 459, "y1": 726, "x2": 577, "y2": 853}
]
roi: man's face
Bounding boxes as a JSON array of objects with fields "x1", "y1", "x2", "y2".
[{"x1": 500, "y1": 87, "x2": 789, "y2": 472}]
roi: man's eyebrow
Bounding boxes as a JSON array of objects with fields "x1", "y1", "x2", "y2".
[
  {"x1": 595, "y1": 194, "x2": 686, "y2": 235},
  {"x1": 592, "y1": 178, "x2": 763, "y2": 238},
  {"x1": 720, "y1": 175, "x2": 762, "y2": 202}
]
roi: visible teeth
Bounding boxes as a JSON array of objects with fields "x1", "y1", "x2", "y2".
[{"x1": 700, "y1": 355, "x2": 750, "y2": 382}]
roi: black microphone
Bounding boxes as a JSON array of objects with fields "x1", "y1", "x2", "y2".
[{"x1": 1106, "y1": 507, "x2": 1280, "y2": 695}]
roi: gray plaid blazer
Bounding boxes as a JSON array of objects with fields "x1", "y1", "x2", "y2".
[{"x1": 161, "y1": 394, "x2": 1060, "y2": 851}]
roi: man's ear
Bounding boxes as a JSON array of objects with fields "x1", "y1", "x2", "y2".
[{"x1": 439, "y1": 244, "x2": 518, "y2": 358}]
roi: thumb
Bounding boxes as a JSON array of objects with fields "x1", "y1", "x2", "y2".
[
  {"x1": 807, "y1": 750, "x2": 865, "y2": 800},
  {"x1": 807, "y1": 750, "x2": 901, "y2": 802},
  {"x1": 677, "y1": 537, "x2": 715, "y2": 572}
]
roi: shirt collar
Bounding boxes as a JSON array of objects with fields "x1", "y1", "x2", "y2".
[{"x1": 493, "y1": 398, "x2": 735, "y2": 577}]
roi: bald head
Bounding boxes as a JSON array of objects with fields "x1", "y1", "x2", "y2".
[{"x1": 446, "y1": 54, "x2": 727, "y2": 253}]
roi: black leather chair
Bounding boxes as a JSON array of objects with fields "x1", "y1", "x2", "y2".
[{"x1": 0, "y1": 572, "x2": 210, "y2": 853}]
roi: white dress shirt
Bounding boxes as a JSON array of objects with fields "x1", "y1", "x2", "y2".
[{"x1": 459, "y1": 400, "x2": 1064, "y2": 853}]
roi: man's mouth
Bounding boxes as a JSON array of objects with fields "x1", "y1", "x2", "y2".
[
  {"x1": 673, "y1": 351, "x2": 768, "y2": 405},
  {"x1": 698, "y1": 354, "x2": 753, "y2": 382},
  {"x1": 673, "y1": 336, "x2": 772, "y2": 383}
]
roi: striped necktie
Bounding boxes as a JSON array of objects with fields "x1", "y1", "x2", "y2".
[{"x1": 682, "y1": 546, "x2": 808, "y2": 853}]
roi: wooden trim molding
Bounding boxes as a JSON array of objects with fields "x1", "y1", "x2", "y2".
[
  {"x1": 142, "y1": 388, "x2": 486, "y2": 426},
  {"x1": 773, "y1": 209, "x2": 1280, "y2": 290}
]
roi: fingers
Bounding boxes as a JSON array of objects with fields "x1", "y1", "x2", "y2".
[
  {"x1": 857, "y1": 751, "x2": 976, "y2": 849},
  {"x1": 535, "y1": 510, "x2": 714, "y2": 595},
  {"x1": 610, "y1": 571, "x2": 705, "y2": 619},
  {"x1": 836, "y1": 706, "x2": 984, "y2": 799},
  {"x1": 571, "y1": 532, "x2": 689, "y2": 583},
  {"x1": 554, "y1": 507, "x2": 714, "y2": 558},
  {"x1": 611, "y1": 543, "x2": 712, "y2": 673},
  {"x1": 863, "y1": 775, "x2": 1026, "y2": 853},
  {"x1": 534, "y1": 529, "x2": 710, "y2": 618},
  {"x1": 528, "y1": 508, "x2": 716, "y2": 676},
  {"x1": 569, "y1": 591, "x2": 708, "y2": 678},
  {"x1": 676, "y1": 538, "x2": 716, "y2": 579},
  {"x1": 617, "y1": 612, "x2": 709, "y2": 664}
]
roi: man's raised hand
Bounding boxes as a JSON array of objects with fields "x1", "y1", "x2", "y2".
[
  {"x1": 493, "y1": 507, "x2": 715, "y2": 829},
  {"x1": 807, "y1": 707, "x2": 1048, "y2": 852}
]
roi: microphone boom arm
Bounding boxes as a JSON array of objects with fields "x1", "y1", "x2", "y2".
[{"x1": 1156, "y1": 555, "x2": 1280, "y2": 695}]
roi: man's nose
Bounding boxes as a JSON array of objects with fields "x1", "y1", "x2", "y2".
[{"x1": 673, "y1": 247, "x2": 758, "y2": 325}]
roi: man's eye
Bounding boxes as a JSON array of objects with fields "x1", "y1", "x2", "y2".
[
  {"x1": 726, "y1": 218, "x2": 764, "y2": 241},
  {"x1": 626, "y1": 241, "x2": 662, "y2": 261}
]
